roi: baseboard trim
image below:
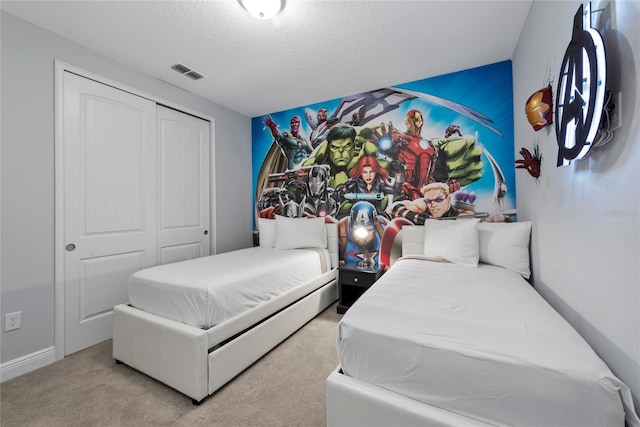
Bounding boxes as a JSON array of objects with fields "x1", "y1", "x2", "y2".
[{"x1": 0, "y1": 346, "x2": 56, "y2": 383}]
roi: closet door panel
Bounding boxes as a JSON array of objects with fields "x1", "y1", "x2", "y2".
[
  {"x1": 157, "y1": 105, "x2": 211, "y2": 265},
  {"x1": 63, "y1": 72, "x2": 157, "y2": 355}
]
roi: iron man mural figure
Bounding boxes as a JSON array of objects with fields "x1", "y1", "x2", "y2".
[{"x1": 376, "y1": 109, "x2": 437, "y2": 200}]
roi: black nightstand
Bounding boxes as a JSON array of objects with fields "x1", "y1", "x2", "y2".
[{"x1": 337, "y1": 266, "x2": 383, "y2": 314}]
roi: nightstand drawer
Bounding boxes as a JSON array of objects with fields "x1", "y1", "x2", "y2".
[{"x1": 340, "y1": 269, "x2": 377, "y2": 288}]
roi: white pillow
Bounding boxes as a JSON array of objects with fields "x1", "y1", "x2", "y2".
[
  {"x1": 401, "y1": 226, "x2": 425, "y2": 257},
  {"x1": 258, "y1": 218, "x2": 277, "y2": 248},
  {"x1": 478, "y1": 221, "x2": 532, "y2": 278},
  {"x1": 423, "y1": 219, "x2": 480, "y2": 267},
  {"x1": 275, "y1": 215, "x2": 327, "y2": 250}
]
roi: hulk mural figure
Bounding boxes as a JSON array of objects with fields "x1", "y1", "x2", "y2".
[
  {"x1": 302, "y1": 125, "x2": 393, "y2": 217},
  {"x1": 302, "y1": 125, "x2": 381, "y2": 188}
]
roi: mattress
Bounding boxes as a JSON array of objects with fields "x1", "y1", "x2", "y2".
[
  {"x1": 129, "y1": 246, "x2": 330, "y2": 329},
  {"x1": 337, "y1": 257, "x2": 637, "y2": 427}
]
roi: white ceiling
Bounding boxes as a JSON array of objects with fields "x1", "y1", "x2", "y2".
[{"x1": 1, "y1": 0, "x2": 533, "y2": 117}]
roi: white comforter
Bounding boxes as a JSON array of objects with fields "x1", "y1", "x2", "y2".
[
  {"x1": 129, "y1": 246, "x2": 329, "y2": 329},
  {"x1": 337, "y1": 257, "x2": 639, "y2": 427}
]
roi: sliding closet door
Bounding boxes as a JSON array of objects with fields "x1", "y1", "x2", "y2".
[
  {"x1": 63, "y1": 72, "x2": 157, "y2": 355},
  {"x1": 156, "y1": 105, "x2": 210, "y2": 264}
]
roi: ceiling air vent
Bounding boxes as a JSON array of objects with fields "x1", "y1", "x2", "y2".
[{"x1": 171, "y1": 63, "x2": 206, "y2": 81}]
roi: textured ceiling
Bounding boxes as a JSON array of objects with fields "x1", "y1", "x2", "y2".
[{"x1": 1, "y1": 0, "x2": 532, "y2": 117}]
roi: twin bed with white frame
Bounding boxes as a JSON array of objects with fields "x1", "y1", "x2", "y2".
[
  {"x1": 113, "y1": 216, "x2": 339, "y2": 404},
  {"x1": 327, "y1": 219, "x2": 640, "y2": 427}
]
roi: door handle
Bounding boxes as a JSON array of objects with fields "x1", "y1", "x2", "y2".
[
  {"x1": 65, "y1": 243, "x2": 76, "y2": 251},
  {"x1": 204, "y1": 230, "x2": 208, "y2": 235}
]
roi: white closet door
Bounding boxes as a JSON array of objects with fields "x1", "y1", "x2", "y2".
[
  {"x1": 63, "y1": 72, "x2": 157, "y2": 355},
  {"x1": 156, "y1": 105, "x2": 210, "y2": 264}
]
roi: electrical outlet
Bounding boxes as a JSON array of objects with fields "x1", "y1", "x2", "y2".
[{"x1": 4, "y1": 311, "x2": 21, "y2": 332}]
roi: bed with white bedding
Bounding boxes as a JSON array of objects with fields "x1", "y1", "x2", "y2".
[
  {"x1": 128, "y1": 246, "x2": 331, "y2": 329},
  {"x1": 327, "y1": 220, "x2": 640, "y2": 427},
  {"x1": 113, "y1": 217, "x2": 339, "y2": 404}
]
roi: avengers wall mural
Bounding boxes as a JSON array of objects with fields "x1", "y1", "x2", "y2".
[{"x1": 252, "y1": 60, "x2": 516, "y2": 270}]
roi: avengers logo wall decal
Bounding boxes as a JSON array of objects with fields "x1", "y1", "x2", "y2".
[{"x1": 555, "y1": 1, "x2": 607, "y2": 167}]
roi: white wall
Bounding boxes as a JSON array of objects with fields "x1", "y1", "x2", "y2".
[
  {"x1": 0, "y1": 12, "x2": 254, "y2": 366},
  {"x1": 512, "y1": 0, "x2": 639, "y2": 413}
]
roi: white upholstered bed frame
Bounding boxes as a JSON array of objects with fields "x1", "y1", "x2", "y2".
[
  {"x1": 327, "y1": 366, "x2": 492, "y2": 427},
  {"x1": 326, "y1": 225, "x2": 489, "y2": 426},
  {"x1": 325, "y1": 225, "x2": 637, "y2": 427},
  {"x1": 113, "y1": 222, "x2": 339, "y2": 404}
]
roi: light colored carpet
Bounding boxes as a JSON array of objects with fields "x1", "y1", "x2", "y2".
[{"x1": 0, "y1": 303, "x2": 342, "y2": 427}]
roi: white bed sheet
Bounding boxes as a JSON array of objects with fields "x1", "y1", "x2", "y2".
[
  {"x1": 337, "y1": 257, "x2": 638, "y2": 427},
  {"x1": 129, "y1": 246, "x2": 330, "y2": 329}
]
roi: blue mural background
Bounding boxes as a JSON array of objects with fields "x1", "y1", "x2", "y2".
[{"x1": 251, "y1": 60, "x2": 515, "y2": 268}]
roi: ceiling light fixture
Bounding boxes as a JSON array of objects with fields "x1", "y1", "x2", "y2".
[{"x1": 238, "y1": 0, "x2": 284, "y2": 20}]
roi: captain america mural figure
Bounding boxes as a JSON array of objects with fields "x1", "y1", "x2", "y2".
[{"x1": 339, "y1": 201, "x2": 385, "y2": 269}]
